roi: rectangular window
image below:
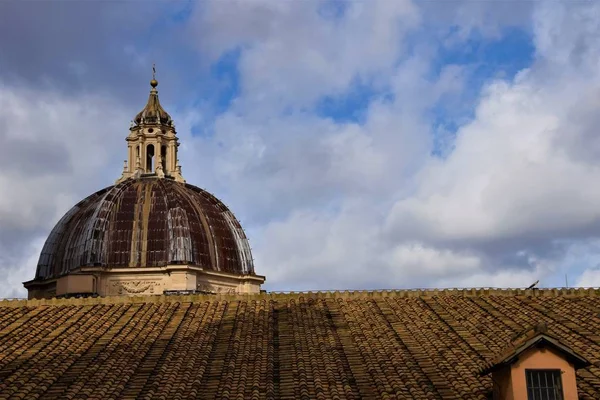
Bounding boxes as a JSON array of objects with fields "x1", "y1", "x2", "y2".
[{"x1": 526, "y1": 369, "x2": 564, "y2": 400}]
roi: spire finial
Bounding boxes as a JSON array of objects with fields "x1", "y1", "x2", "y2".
[{"x1": 150, "y1": 64, "x2": 158, "y2": 88}]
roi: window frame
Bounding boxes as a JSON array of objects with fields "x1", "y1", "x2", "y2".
[{"x1": 525, "y1": 369, "x2": 564, "y2": 400}]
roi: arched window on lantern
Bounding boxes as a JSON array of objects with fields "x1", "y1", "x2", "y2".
[{"x1": 146, "y1": 144, "x2": 155, "y2": 172}]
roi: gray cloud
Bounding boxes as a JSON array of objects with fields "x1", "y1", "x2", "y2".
[
  {"x1": 0, "y1": 1, "x2": 190, "y2": 297},
  {"x1": 0, "y1": 81, "x2": 132, "y2": 297},
  {"x1": 0, "y1": 1, "x2": 197, "y2": 107}
]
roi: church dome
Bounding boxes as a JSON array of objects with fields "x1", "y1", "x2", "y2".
[
  {"x1": 36, "y1": 177, "x2": 255, "y2": 280},
  {"x1": 26, "y1": 69, "x2": 264, "y2": 299}
]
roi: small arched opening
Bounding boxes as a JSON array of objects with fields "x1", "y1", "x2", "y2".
[
  {"x1": 161, "y1": 145, "x2": 167, "y2": 172},
  {"x1": 146, "y1": 144, "x2": 155, "y2": 172}
]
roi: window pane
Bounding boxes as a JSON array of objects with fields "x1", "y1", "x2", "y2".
[{"x1": 526, "y1": 370, "x2": 563, "y2": 400}]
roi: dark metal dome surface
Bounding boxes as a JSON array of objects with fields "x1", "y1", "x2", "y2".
[
  {"x1": 134, "y1": 84, "x2": 172, "y2": 126},
  {"x1": 35, "y1": 177, "x2": 254, "y2": 280}
]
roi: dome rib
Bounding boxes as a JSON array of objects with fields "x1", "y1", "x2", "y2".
[
  {"x1": 176, "y1": 182, "x2": 221, "y2": 271},
  {"x1": 35, "y1": 178, "x2": 255, "y2": 280}
]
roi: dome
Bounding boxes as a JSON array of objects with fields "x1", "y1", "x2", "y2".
[
  {"x1": 25, "y1": 69, "x2": 264, "y2": 299},
  {"x1": 36, "y1": 177, "x2": 255, "y2": 280}
]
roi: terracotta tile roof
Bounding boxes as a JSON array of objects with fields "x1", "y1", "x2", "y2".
[
  {"x1": 479, "y1": 321, "x2": 591, "y2": 376},
  {"x1": 0, "y1": 288, "x2": 600, "y2": 399}
]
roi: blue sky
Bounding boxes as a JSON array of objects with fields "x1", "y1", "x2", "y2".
[{"x1": 2, "y1": 0, "x2": 600, "y2": 297}]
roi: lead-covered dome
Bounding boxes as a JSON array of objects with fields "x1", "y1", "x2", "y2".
[
  {"x1": 36, "y1": 177, "x2": 255, "y2": 280},
  {"x1": 133, "y1": 79, "x2": 173, "y2": 126},
  {"x1": 26, "y1": 71, "x2": 264, "y2": 299}
]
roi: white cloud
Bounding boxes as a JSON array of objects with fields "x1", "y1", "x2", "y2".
[
  {"x1": 253, "y1": 204, "x2": 548, "y2": 291},
  {"x1": 386, "y1": 242, "x2": 481, "y2": 278},
  {"x1": 1, "y1": 238, "x2": 46, "y2": 299},
  {"x1": 193, "y1": 0, "x2": 420, "y2": 109},
  {"x1": 386, "y1": 76, "x2": 600, "y2": 244},
  {"x1": 576, "y1": 269, "x2": 600, "y2": 288},
  {"x1": 436, "y1": 265, "x2": 545, "y2": 289},
  {"x1": 187, "y1": 0, "x2": 600, "y2": 290}
]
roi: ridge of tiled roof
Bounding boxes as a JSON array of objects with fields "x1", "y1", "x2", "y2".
[
  {"x1": 2, "y1": 287, "x2": 600, "y2": 399},
  {"x1": 2, "y1": 287, "x2": 599, "y2": 307}
]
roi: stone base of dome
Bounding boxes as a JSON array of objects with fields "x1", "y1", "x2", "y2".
[{"x1": 24, "y1": 265, "x2": 265, "y2": 299}]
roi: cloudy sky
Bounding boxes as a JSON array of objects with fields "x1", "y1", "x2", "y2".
[{"x1": 2, "y1": 0, "x2": 600, "y2": 297}]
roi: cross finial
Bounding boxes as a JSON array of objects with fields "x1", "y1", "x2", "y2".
[{"x1": 150, "y1": 64, "x2": 158, "y2": 88}]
